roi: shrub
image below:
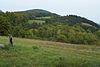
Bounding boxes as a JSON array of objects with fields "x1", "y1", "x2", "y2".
[{"x1": 32, "y1": 45, "x2": 39, "y2": 49}]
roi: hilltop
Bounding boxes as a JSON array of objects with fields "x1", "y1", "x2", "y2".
[{"x1": 15, "y1": 9, "x2": 59, "y2": 17}]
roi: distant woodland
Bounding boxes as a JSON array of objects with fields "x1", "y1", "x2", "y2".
[{"x1": 0, "y1": 9, "x2": 100, "y2": 45}]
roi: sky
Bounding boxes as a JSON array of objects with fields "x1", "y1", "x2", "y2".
[{"x1": 0, "y1": 0, "x2": 100, "y2": 24}]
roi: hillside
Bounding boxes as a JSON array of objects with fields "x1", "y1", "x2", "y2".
[
  {"x1": 0, "y1": 36, "x2": 100, "y2": 67},
  {"x1": 0, "y1": 9, "x2": 100, "y2": 45},
  {"x1": 16, "y1": 9, "x2": 100, "y2": 29},
  {"x1": 14, "y1": 9, "x2": 100, "y2": 29}
]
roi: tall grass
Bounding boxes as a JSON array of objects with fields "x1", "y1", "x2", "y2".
[{"x1": 0, "y1": 36, "x2": 100, "y2": 67}]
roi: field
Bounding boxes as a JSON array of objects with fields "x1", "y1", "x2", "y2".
[
  {"x1": 28, "y1": 20, "x2": 45, "y2": 24},
  {"x1": 0, "y1": 36, "x2": 100, "y2": 67}
]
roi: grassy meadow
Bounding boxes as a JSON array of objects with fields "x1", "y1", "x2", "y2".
[
  {"x1": 0, "y1": 36, "x2": 100, "y2": 67},
  {"x1": 28, "y1": 20, "x2": 45, "y2": 24}
]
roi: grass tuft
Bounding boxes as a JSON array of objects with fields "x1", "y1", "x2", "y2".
[{"x1": 32, "y1": 45, "x2": 39, "y2": 50}]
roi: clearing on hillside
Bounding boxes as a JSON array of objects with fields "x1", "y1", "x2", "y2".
[{"x1": 0, "y1": 36, "x2": 100, "y2": 67}]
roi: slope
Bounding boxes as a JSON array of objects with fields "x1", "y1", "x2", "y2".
[{"x1": 0, "y1": 36, "x2": 100, "y2": 67}]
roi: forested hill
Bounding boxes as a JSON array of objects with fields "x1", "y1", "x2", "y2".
[
  {"x1": 0, "y1": 9, "x2": 100, "y2": 45},
  {"x1": 15, "y1": 9, "x2": 100, "y2": 29},
  {"x1": 15, "y1": 9, "x2": 59, "y2": 17}
]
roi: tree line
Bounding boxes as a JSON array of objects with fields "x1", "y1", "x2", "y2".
[{"x1": 0, "y1": 10, "x2": 100, "y2": 45}]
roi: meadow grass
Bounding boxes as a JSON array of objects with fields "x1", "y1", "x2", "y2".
[
  {"x1": 28, "y1": 20, "x2": 45, "y2": 24},
  {"x1": 0, "y1": 36, "x2": 100, "y2": 67}
]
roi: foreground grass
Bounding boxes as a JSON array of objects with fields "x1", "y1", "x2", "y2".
[{"x1": 0, "y1": 36, "x2": 100, "y2": 67}]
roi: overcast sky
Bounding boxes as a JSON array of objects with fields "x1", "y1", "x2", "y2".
[{"x1": 0, "y1": 0, "x2": 100, "y2": 24}]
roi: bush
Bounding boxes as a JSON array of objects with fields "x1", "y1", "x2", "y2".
[
  {"x1": 32, "y1": 45, "x2": 39, "y2": 49},
  {"x1": 3, "y1": 44, "x2": 13, "y2": 50},
  {"x1": 56, "y1": 34, "x2": 67, "y2": 42}
]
